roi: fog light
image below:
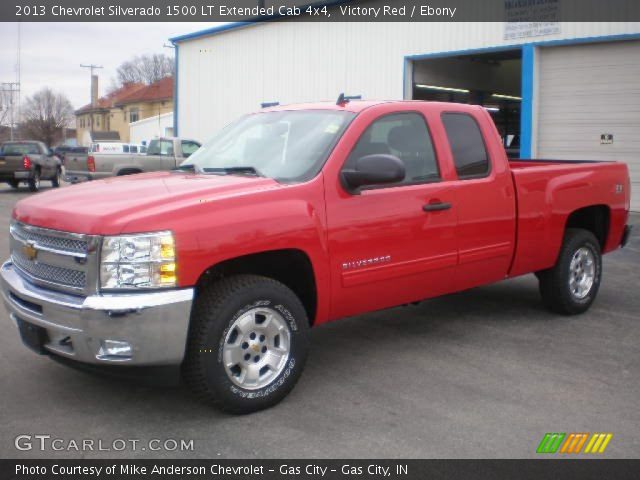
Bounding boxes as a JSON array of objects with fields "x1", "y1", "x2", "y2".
[{"x1": 98, "y1": 340, "x2": 132, "y2": 359}]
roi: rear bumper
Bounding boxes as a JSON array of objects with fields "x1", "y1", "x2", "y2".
[
  {"x1": 63, "y1": 170, "x2": 111, "y2": 182},
  {"x1": 0, "y1": 260, "x2": 194, "y2": 366},
  {"x1": 0, "y1": 171, "x2": 31, "y2": 181},
  {"x1": 620, "y1": 225, "x2": 632, "y2": 248}
]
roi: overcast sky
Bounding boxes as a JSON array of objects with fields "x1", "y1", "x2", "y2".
[{"x1": 0, "y1": 22, "x2": 223, "y2": 110}]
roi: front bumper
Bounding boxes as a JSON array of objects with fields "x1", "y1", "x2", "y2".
[{"x1": 0, "y1": 260, "x2": 194, "y2": 366}]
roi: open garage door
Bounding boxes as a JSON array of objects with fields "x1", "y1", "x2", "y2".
[
  {"x1": 537, "y1": 40, "x2": 640, "y2": 211},
  {"x1": 410, "y1": 50, "x2": 522, "y2": 158}
]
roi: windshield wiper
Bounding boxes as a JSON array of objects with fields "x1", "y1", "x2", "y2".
[{"x1": 202, "y1": 166, "x2": 263, "y2": 177}]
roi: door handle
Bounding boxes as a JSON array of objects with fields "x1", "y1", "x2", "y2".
[{"x1": 423, "y1": 201, "x2": 452, "y2": 212}]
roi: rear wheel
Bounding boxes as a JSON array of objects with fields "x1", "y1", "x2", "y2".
[
  {"x1": 538, "y1": 228, "x2": 602, "y2": 315},
  {"x1": 51, "y1": 168, "x2": 61, "y2": 188},
  {"x1": 28, "y1": 169, "x2": 41, "y2": 192},
  {"x1": 183, "y1": 275, "x2": 310, "y2": 414}
]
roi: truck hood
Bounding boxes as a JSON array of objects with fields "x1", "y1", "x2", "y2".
[{"x1": 13, "y1": 171, "x2": 281, "y2": 235}]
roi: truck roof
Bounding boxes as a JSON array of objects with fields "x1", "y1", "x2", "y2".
[{"x1": 261, "y1": 100, "x2": 484, "y2": 114}]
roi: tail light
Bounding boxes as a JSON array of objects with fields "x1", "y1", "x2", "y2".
[
  {"x1": 22, "y1": 155, "x2": 31, "y2": 170},
  {"x1": 87, "y1": 155, "x2": 96, "y2": 172}
]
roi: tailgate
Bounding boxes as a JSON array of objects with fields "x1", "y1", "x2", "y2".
[
  {"x1": 63, "y1": 153, "x2": 89, "y2": 173},
  {"x1": 0, "y1": 154, "x2": 26, "y2": 174}
]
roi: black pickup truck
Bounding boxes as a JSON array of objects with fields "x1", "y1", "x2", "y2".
[{"x1": 0, "y1": 141, "x2": 62, "y2": 192}]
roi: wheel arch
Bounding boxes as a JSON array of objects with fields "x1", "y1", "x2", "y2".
[
  {"x1": 195, "y1": 248, "x2": 318, "y2": 325},
  {"x1": 564, "y1": 204, "x2": 610, "y2": 251},
  {"x1": 116, "y1": 167, "x2": 143, "y2": 176}
]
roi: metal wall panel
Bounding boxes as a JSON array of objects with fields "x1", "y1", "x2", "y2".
[
  {"x1": 176, "y1": 21, "x2": 639, "y2": 144},
  {"x1": 537, "y1": 40, "x2": 640, "y2": 210}
]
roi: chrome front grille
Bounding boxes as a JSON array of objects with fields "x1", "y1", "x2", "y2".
[
  {"x1": 9, "y1": 222, "x2": 98, "y2": 295},
  {"x1": 12, "y1": 248, "x2": 86, "y2": 289},
  {"x1": 11, "y1": 222, "x2": 87, "y2": 255}
]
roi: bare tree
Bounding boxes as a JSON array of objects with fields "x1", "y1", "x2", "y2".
[
  {"x1": 20, "y1": 88, "x2": 73, "y2": 146},
  {"x1": 114, "y1": 53, "x2": 174, "y2": 88}
]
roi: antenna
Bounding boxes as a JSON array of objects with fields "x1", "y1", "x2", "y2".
[{"x1": 336, "y1": 93, "x2": 362, "y2": 105}]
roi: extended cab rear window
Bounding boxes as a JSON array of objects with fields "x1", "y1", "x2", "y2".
[
  {"x1": 0, "y1": 143, "x2": 40, "y2": 155},
  {"x1": 441, "y1": 113, "x2": 490, "y2": 179}
]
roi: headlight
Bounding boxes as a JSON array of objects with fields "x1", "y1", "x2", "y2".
[{"x1": 100, "y1": 231, "x2": 176, "y2": 289}]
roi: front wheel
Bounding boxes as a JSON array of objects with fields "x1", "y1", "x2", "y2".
[
  {"x1": 183, "y1": 275, "x2": 310, "y2": 414},
  {"x1": 538, "y1": 228, "x2": 602, "y2": 315}
]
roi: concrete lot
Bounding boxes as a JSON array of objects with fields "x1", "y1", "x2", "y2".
[{"x1": 0, "y1": 182, "x2": 638, "y2": 459}]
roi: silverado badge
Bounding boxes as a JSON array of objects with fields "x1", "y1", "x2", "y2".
[{"x1": 22, "y1": 242, "x2": 38, "y2": 261}]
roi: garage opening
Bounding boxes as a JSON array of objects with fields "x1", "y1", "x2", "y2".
[{"x1": 409, "y1": 49, "x2": 522, "y2": 158}]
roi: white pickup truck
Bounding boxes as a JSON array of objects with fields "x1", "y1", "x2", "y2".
[{"x1": 63, "y1": 137, "x2": 201, "y2": 182}]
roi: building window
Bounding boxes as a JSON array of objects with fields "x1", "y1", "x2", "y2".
[
  {"x1": 129, "y1": 107, "x2": 139, "y2": 123},
  {"x1": 96, "y1": 116, "x2": 100, "y2": 127}
]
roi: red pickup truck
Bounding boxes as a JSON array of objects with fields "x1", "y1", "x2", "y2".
[{"x1": 1, "y1": 100, "x2": 631, "y2": 414}]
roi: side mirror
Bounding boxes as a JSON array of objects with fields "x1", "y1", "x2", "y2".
[{"x1": 341, "y1": 154, "x2": 405, "y2": 193}]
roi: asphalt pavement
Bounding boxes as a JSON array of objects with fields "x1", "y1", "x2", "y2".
[{"x1": 0, "y1": 182, "x2": 638, "y2": 459}]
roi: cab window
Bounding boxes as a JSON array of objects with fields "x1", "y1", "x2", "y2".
[
  {"x1": 181, "y1": 141, "x2": 200, "y2": 158},
  {"x1": 345, "y1": 112, "x2": 440, "y2": 187}
]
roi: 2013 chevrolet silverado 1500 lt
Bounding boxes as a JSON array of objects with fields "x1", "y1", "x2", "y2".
[{"x1": 1, "y1": 100, "x2": 632, "y2": 413}]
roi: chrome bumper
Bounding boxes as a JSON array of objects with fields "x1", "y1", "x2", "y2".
[{"x1": 0, "y1": 260, "x2": 194, "y2": 366}]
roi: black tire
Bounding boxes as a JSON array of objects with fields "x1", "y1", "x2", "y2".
[
  {"x1": 538, "y1": 228, "x2": 602, "y2": 315},
  {"x1": 8, "y1": 180, "x2": 19, "y2": 189},
  {"x1": 51, "y1": 168, "x2": 61, "y2": 188},
  {"x1": 28, "y1": 169, "x2": 41, "y2": 192},
  {"x1": 183, "y1": 275, "x2": 310, "y2": 414}
]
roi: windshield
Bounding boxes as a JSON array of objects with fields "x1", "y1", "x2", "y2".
[{"x1": 182, "y1": 110, "x2": 355, "y2": 182}]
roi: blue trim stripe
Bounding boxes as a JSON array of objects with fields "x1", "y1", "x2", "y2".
[
  {"x1": 169, "y1": 1, "x2": 350, "y2": 44},
  {"x1": 170, "y1": 22, "x2": 253, "y2": 44},
  {"x1": 520, "y1": 44, "x2": 534, "y2": 159},
  {"x1": 173, "y1": 45, "x2": 179, "y2": 137}
]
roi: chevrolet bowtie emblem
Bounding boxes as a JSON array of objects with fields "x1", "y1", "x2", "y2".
[{"x1": 22, "y1": 242, "x2": 38, "y2": 261}]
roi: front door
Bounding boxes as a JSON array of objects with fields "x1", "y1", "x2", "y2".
[{"x1": 325, "y1": 109, "x2": 458, "y2": 320}]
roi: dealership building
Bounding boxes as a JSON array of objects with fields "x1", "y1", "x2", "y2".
[{"x1": 171, "y1": 19, "x2": 640, "y2": 210}]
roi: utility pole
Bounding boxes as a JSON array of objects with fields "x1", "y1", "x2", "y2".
[
  {"x1": 1, "y1": 24, "x2": 21, "y2": 141},
  {"x1": 80, "y1": 64, "x2": 103, "y2": 134},
  {"x1": 16, "y1": 23, "x2": 21, "y2": 138},
  {"x1": 80, "y1": 64, "x2": 103, "y2": 77},
  {"x1": 1, "y1": 83, "x2": 20, "y2": 140}
]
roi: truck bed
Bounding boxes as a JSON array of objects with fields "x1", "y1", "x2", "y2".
[{"x1": 508, "y1": 158, "x2": 630, "y2": 277}]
